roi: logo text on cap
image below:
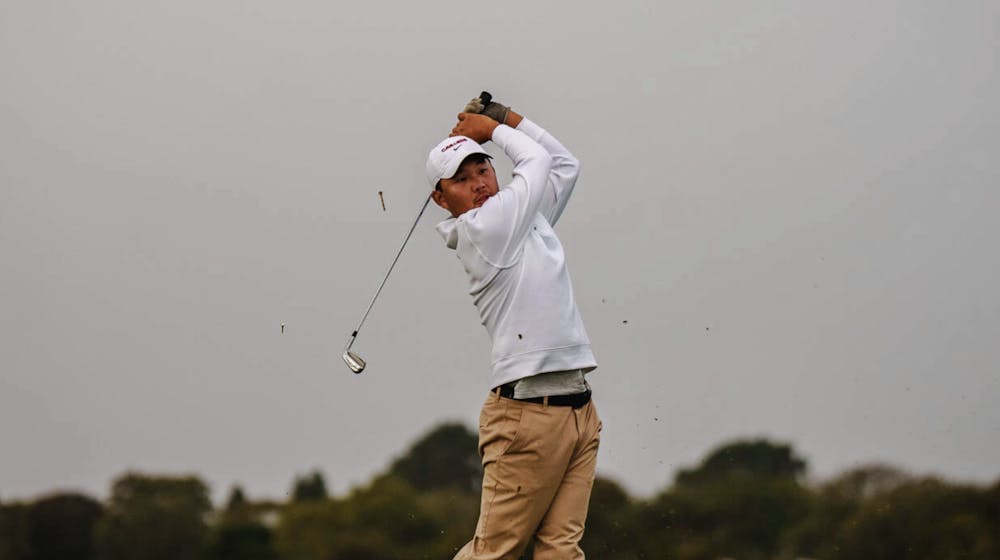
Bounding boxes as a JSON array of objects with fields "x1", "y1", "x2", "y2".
[{"x1": 441, "y1": 138, "x2": 468, "y2": 152}]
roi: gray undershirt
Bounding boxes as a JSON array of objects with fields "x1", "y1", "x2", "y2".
[{"x1": 511, "y1": 368, "x2": 591, "y2": 399}]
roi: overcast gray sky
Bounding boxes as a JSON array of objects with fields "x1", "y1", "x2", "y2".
[{"x1": 2, "y1": 1, "x2": 998, "y2": 504}]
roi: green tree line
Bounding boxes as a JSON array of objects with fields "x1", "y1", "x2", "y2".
[{"x1": 1, "y1": 422, "x2": 997, "y2": 559}]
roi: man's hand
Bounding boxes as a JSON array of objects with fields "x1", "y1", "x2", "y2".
[
  {"x1": 463, "y1": 94, "x2": 511, "y2": 125},
  {"x1": 450, "y1": 113, "x2": 498, "y2": 144}
]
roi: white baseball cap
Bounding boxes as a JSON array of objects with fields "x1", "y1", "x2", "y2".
[{"x1": 425, "y1": 135, "x2": 491, "y2": 188}]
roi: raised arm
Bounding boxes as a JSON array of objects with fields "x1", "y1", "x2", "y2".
[
  {"x1": 512, "y1": 114, "x2": 580, "y2": 225},
  {"x1": 450, "y1": 113, "x2": 553, "y2": 268},
  {"x1": 468, "y1": 97, "x2": 581, "y2": 226}
]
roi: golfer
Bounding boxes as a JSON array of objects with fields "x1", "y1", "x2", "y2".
[{"x1": 426, "y1": 95, "x2": 601, "y2": 559}]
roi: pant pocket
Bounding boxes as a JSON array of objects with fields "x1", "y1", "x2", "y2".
[{"x1": 479, "y1": 398, "x2": 524, "y2": 463}]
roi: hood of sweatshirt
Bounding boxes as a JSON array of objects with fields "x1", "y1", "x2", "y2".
[{"x1": 437, "y1": 204, "x2": 486, "y2": 250}]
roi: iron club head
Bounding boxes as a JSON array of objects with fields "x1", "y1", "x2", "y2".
[{"x1": 343, "y1": 351, "x2": 366, "y2": 374}]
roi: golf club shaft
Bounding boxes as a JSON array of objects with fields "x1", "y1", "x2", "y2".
[{"x1": 344, "y1": 193, "x2": 433, "y2": 351}]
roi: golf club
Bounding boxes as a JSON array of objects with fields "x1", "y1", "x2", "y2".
[{"x1": 342, "y1": 193, "x2": 433, "y2": 373}]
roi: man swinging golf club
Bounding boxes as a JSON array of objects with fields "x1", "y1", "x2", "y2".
[{"x1": 427, "y1": 93, "x2": 601, "y2": 560}]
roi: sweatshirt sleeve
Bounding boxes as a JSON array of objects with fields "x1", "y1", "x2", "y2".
[
  {"x1": 514, "y1": 118, "x2": 581, "y2": 226},
  {"x1": 458, "y1": 124, "x2": 553, "y2": 268}
]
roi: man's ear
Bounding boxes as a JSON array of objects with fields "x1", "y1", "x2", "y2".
[{"x1": 431, "y1": 189, "x2": 450, "y2": 213}]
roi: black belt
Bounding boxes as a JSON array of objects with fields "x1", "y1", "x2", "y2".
[{"x1": 492, "y1": 383, "x2": 592, "y2": 409}]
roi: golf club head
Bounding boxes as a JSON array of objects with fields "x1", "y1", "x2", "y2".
[{"x1": 343, "y1": 351, "x2": 366, "y2": 374}]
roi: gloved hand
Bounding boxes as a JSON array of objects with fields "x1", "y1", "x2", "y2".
[{"x1": 462, "y1": 91, "x2": 510, "y2": 125}]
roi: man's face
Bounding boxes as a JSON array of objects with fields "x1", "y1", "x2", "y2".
[{"x1": 432, "y1": 156, "x2": 499, "y2": 218}]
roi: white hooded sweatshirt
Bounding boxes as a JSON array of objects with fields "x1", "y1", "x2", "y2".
[{"x1": 435, "y1": 119, "x2": 597, "y2": 390}]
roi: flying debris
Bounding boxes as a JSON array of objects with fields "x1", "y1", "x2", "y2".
[
  {"x1": 281, "y1": 323, "x2": 285, "y2": 334},
  {"x1": 378, "y1": 190, "x2": 386, "y2": 211}
]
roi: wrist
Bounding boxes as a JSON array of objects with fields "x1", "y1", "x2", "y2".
[
  {"x1": 485, "y1": 121, "x2": 500, "y2": 140},
  {"x1": 505, "y1": 110, "x2": 524, "y2": 128}
]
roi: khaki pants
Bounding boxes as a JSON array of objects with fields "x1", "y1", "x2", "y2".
[{"x1": 454, "y1": 391, "x2": 602, "y2": 560}]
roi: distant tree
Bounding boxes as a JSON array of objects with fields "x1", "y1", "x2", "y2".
[
  {"x1": 986, "y1": 477, "x2": 999, "y2": 510},
  {"x1": 26, "y1": 493, "x2": 103, "y2": 560},
  {"x1": 93, "y1": 472, "x2": 211, "y2": 560},
  {"x1": 276, "y1": 475, "x2": 444, "y2": 560},
  {"x1": 201, "y1": 484, "x2": 277, "y2": 560},
  {"x1": 414, "y1": 487, "x2": 479, "y2": 559},
  {"x1": 388, "y1": 423, "x2": 481, "y2": 493},
  {"x1": 821, "y1": 463, "x2": 910, "y2": 500},
  {"x1": 645, "y1": 476, "x2": 811, "y2": 560},
  {"x1": 203, "y1": 521, "x2": 277, "y2": 560},
  {"x1": 830, "y1": 477, "x2": 1000, "y2": 560},
  {"x1": 273, "y1": 500, "x2": 344, "y2": 560},
  {"x1": 780, "y1": 464, "x2": 911, "y2": 558},
  {"x1": 224, "y1": 485, "x2": 247, "y2": 512},
  {"x1": 581, "y1": 477, "x2": 639, "y2": 558},
  {"x1": 0, "y1": 502, "x2": 31, "y2": 560},
  {"x1": 290, "y1": 471, "x2": 328, "y2": 502},
  {"x1": 634, "y1": 438, "x2": 811, "y2": 560},
  {"x1": 355, "y1": 475, "x2": 440, "y2": 546},
  {"x1": 676, "y1": 438, "x2": 806, "y2": 487},
  {"x1": 778, "y1": 490, "x2": 855, "y2": 559}
]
